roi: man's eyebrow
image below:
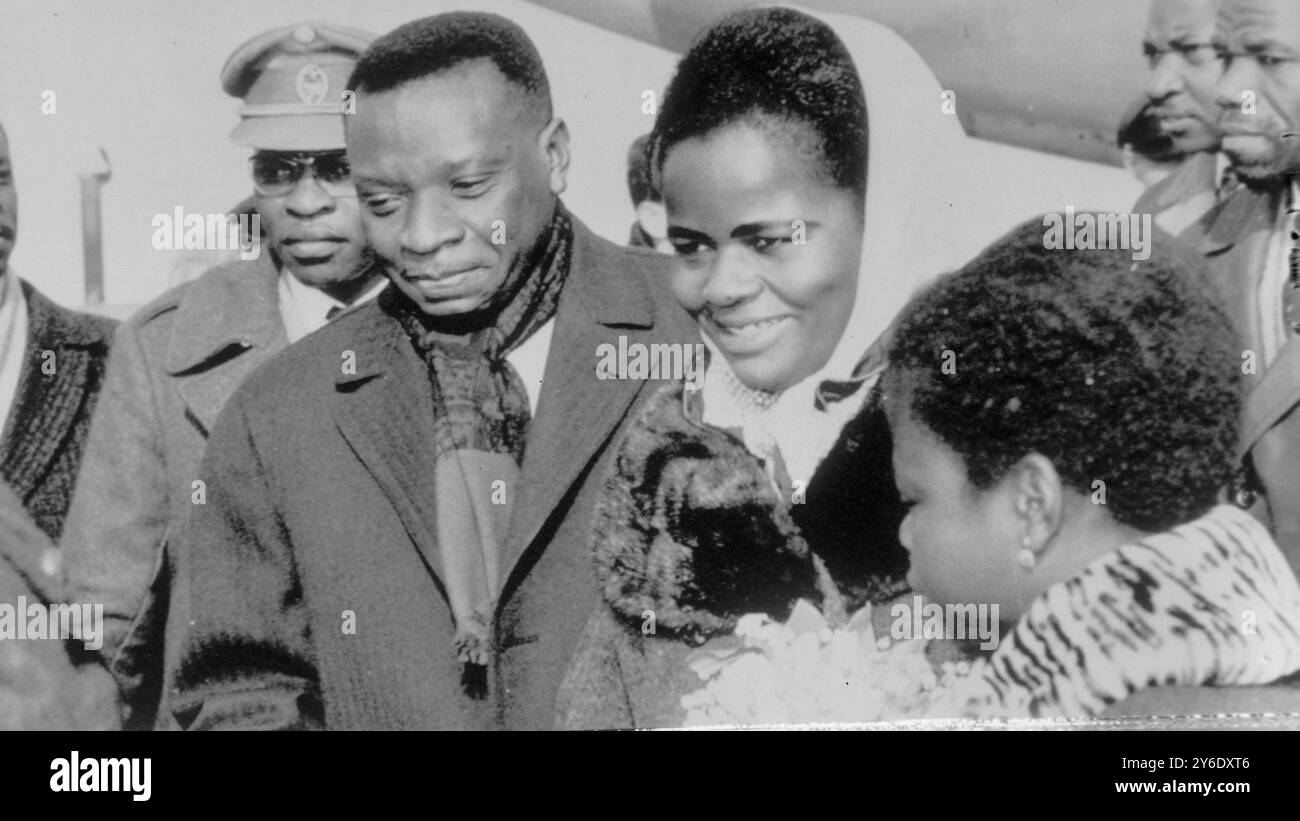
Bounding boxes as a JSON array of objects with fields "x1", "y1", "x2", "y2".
[
  {"x1": 1240, "y1": 34, "x2": 1300, "y2": 56},
  {"x1": 445, "y1": 154, "x2": 508, "y2": 175},
  {"x1": 666, "y1": 225, "x2": 711, "y2": 241},
  {"x1": 352, "y1": 154, "x2": 510, "y2": 187},
  {"x1": 351, "y1": 174, "x2": 409, "y2": 192},
  {"x1": 730, "y1": 220, "x2": 819, "y2": 238}
]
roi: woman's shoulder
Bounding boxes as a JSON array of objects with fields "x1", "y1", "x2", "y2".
[{"x1": 954, "y1": 505, "x2": 1300, "y2": 719}]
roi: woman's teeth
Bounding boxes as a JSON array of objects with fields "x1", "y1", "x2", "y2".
[{"x1": 714, "y1": 317, "x2": 785, "y2": 335}]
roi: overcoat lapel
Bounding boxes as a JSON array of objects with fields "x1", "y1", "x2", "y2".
[
  {"x1": 167, "y1": 256, "x2": 286, "y2": 435},
  {"x1": 1192, "y1": 186, "x2": 1278, "y2": 352},
  {"x1": 499, "y1": 221, "x2": 659, "y2": 592},
  {"x1": 1241, "y1": 337, "x2": 1300, "y2": 459},
  {"x1": 1191, "y1": 185, "x2": 1298, "y2": 459},
  {"x1": 330, "y1": 304, "x2": 448, "y2": 592}
]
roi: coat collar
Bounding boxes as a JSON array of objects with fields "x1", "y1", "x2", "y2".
[
  {"x1": 557, "y1": 215, "x2": 658, "y2": 330},
  {"x1": 19, "y1": 280, "x2": 114, "y2": 349},
  {"x1": 1194, "y1": 180, "x2": 1283, "y2": 257},
  {"x1": 164, "y1": 254, "x2": 285, "y2": 376},
  {"x1": 500, "y1": 218, "x2": 661, "y2": 588},
  {"x1": 1203, "y1": 180, "x2": 1299, "y2": 455},
  {"x1": 1242, "y1": 334, "x2": 1300, "y2": 458},
  {"x1": 333, "y1": 213, "x2": 659, "y2": 390},
  {"x1": 1139, "y1": 151, "x2": 1218, "y2": 214}
]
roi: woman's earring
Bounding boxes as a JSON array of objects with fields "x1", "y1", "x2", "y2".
[{"x1": 1016, "y1": 535, "x2": 1036, "y2": 570}]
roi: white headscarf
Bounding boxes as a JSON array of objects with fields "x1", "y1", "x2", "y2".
[{"x1": 697, "y1": 6, "x2": 983, "y2": 488}]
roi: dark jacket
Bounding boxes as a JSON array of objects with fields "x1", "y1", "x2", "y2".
[
  {"x1": 166, "y1": 216, "x2": 699, "y2": 730},
  {"x1": 1175, "y1": 182, "x2": 1300, "y2": 574},
  {"x1": 60, "y1": 253, "x2": 288, "y2": 728},
  {"x1": 0, "y1": 281, "x2": 116, "y2": 543},
  {"x1": 0, "y1": 481, "x2": 119, "y2": 729},
  {"x1": 556, "y1": 382, "x2": 910, "y2": 729}
]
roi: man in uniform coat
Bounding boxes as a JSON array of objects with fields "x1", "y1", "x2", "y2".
[{"x1": 60, "y1": 22, "x2": 386, "y2": 729}]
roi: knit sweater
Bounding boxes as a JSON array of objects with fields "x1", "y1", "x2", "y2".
[{"x1": 0, "y1": 281, "x2": 116, "y2": 542}]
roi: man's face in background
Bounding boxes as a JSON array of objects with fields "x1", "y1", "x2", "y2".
[
  {"x1": 253, "y1": 149, "x2": 375, "y2": 302},
  {"x1": 1143, "y1": 0, "x2": 1224, "y2": 155},
  {"x1": 348, "y1": 59, "x2": 569, "y2": 319},
  {"x1": 1214, "y1": 0, "x2": 1300, "y2": 182},
  {"x1": 0, "y1": 126, "x2": 17, "y2": 281}
]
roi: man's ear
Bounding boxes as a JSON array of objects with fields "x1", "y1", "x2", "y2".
[
  {"x1": 538, "y1": 117, "x2": 570, "y2": 197},
  {"x1": 1010, "y1": 452, "x2": 1063, "y2": 557},
  {"x1": 635, "y1": 200, "x2": 668, "y2": 243}
]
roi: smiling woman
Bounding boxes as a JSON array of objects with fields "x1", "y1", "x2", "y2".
[{"x1": 556, "y1": 5, "x2": 985, "y2": 729}]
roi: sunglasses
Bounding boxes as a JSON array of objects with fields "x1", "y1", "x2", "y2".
[{"x1": 250, "y1": 151, "x2": 355, "y2": 198}]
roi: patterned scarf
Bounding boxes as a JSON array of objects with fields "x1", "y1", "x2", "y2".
[
  {"x1": 384, "y1": 202, "x2": 573, "y2": 697},
  {"x1": 928, "y1": 505, "x2": 1300, "y2": 719}
]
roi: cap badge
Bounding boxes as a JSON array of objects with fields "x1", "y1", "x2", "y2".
[{"x1": 295, "y1": 63, "x2": 329, "y2": 104}]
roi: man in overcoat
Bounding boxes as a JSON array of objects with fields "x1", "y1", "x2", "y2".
[{"x1": 167, "y1": 12, "x2": 697, "y2": 730}]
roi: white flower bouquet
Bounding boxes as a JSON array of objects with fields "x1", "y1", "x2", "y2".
[{"x1": 680, "y1": 599, "x2": 966, "y2": 727}]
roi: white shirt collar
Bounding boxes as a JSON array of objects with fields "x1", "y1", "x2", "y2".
[
  {"x1": 0, "y1": 272, "x2": 30, "y2": 432},
  {"x1": 276, "y1": 270, "x2": 386, "y2": 345}
]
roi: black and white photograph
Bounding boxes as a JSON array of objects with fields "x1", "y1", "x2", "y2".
[{"x1": 1, "y1": 0, "x2": 1298, "y2": 794}]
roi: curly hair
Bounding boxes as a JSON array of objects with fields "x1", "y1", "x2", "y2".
[
  {"x1": 348, "y1": 11, "x2": 551, "y2": 123},
  {"x1": 650, "y1": 6, "x2": 867, "y2": 203},
  {"x1": 884, "y1": 216, "x2": 1241, "y2": 533}
]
